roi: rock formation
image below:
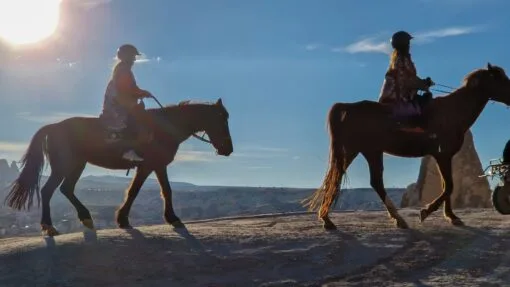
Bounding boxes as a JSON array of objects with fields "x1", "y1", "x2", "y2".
[
  {"x1": 401, "y1": 130, "x2": 491, "y2": 208},
  {"x1": 0, "y1": 159, "x2": 20, "y2": 189}
]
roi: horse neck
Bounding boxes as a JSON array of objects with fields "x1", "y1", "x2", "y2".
[
  {"x1": 434, "y1": 86, "x2": 488, "y2": 133},
  {"x1": 154, "y1": 104, "x2": 209, "y2": 141}
]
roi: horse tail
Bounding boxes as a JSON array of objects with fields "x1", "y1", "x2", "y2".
[
  {"x1": 4, "y1": 124, "x2": 54, "y2": 211},
  {"x1": 303, "y1": 103, "x2": 348, "y2": 218}
]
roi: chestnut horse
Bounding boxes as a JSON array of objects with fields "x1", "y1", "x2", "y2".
[
  {"x1": 303, "y1": 63, "x2": 510, "y2": 230},
  {"x1": 5, "y1": 98, "x2": 233, "y2": 236}
]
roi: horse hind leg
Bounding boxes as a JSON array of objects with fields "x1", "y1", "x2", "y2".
[
  {"x1": 59, "y1": 162, "x2": 95, "y2": 230},
  {"x1": 319, "y1": 150, "x2": 358, "y2": 230},
  {"x1": 40, "y1": 172, "x2": 65, "y2": 237},
  {"x1": 363, "y1": 152, "x2": 408, "y2": 229}
]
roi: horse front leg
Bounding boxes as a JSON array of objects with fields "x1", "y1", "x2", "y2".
[
  {"x1": 420, "y1": 155, "x2": 463, "y2": 225},
  {"x1": 363, "y1": 152, "x2": 408, "y2": 229},
  {"x1": 154, "y1": 167, "x2": 184, "y2": 228},
  {"x1": 116, "y1": 166, "x2": 152, "y2": 229}
]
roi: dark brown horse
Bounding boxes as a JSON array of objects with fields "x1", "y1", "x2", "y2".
[
  {"x1": 303, "y1": 63, "x2": 510, "y2": 230},
  {"x1": 4, "y1": 98, "x2": 233, "y2": 236}
]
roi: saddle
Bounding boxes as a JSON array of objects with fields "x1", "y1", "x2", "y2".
[
  {"x1": 383, "y1": 92, "x2": 433, "y2": 134},
  {"x1": 100, "y1": 102, "x2": 148, "y2": 144}
]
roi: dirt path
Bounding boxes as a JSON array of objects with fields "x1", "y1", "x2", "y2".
[{"x1": 0, "y1": 208, "x2": 508, "y2": 286}]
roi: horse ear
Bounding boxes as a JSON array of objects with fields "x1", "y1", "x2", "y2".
[
  {"x1": 487, "y1": 62, "x2": 493, "y2": 70},
  {"x1": 216, "y1": 98, "x2": 223, "y2": 105}
]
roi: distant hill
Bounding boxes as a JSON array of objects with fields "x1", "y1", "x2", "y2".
[{"x1": 77, "y1": 175, "x2": 198, "y2": 191}]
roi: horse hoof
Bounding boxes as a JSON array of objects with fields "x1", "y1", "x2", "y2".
[
  {"x1": 419, "y1": 209, "x2": 429, "y2": 223},
  {"x1": 41, "y1": 225, "x2": 60, "y2": 237},
  {"x1": 118, "y1": 224, "x2": 133, "y2": 229},
  {"x1": 395, "y1": 218, "x2": 409, "y2": 229},
  {"x1": 81, "y1": 219, "x2": 95, "y2": 230},
  {"x1": 171, "y1": 220, "x2": 185, "y2": 228},
  {"x1": 449, "y1": 218, "x2": 464, "y2": 226},
  {"x1": 321, "y1": 218, "x2": 337, "y2": 230}
]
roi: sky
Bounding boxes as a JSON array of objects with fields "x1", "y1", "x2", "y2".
[{"x1": 0, "y1": 0, "x2": 509, "y2": 188}]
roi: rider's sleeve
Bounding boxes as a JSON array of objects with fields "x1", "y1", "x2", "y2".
[
  {"x1": 115, "y1": 68, "x2": 139, "y2": 96},
  {"x1": 402, "y1": 57, "x2": 429, "y2": 91}
]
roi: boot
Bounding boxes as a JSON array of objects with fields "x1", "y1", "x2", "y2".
[{"x1": 122, "y1": 150, "x2": 144, "y2": 162}]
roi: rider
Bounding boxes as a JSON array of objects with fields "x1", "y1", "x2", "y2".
[
  {"x1": 378, "y1": 31, "x2": 435, "y2": 132},
  {"x1": 100, "y1": 44, "x2": 153, "y2": 162}
]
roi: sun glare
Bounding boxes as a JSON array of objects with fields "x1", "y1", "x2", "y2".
[{"x1": 0, "y1": 0, "x2": 61, "y2": 45}]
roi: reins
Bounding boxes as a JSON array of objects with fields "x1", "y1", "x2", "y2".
[
  {"x1": 148, "y1": 95, "x2": 212, "y2": 144},
  {"x1": 430, "y1": 82, "x2": 457, "y2": 94}
]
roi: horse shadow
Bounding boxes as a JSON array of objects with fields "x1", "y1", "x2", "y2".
[{"x1": 173, "y1": 226, "x2": 208, "y2": 254}]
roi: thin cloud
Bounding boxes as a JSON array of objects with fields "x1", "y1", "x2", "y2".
[
  {"x1": 339, "y1": 25, "x2": 483, "y2": 55},
  {"x1": 0, "y1": 141, "x2": 28, "y2": 161},
  {"x1": 71, "y1": 0, "x2": 113, "y2": 9},
  {"x1": 17, "y1": 112, "x2": 96, "y2": 124},
  {"x1": 245, "y1": 166, "x2": 273, "y2": 170},
  {"x1": 0, "y1": 141, "x2": 28, "y2": 152},
  {"x1": 413, "y1": 26, "x2": 484, "y2": 43},
  {"x1": 305, "y1": 43, "x2": 322, "y2": 51},
  {"x1": 110, "y1": 54, "x2": 162, "y2": 64},
  {"x1": 175, "y1": 150, "x2": 216, "y2": 162},
  {"x1": 341, "y1": 38, "x2": 392, "y2": 55},
  {"x1": 239, "y1": 146, "x2": 288, "y2": 153},
  {"x1": 135, "y1": 54, "x2": 163, "y2": 64}
]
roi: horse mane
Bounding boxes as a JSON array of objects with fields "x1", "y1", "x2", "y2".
[
  {"x1": 461, "y1": 68, "x2": 487, "y2": 87},
  {"x1": 147, "y1": 100, "x2": 215, "y2": 112},
  {"x1": 461, "y1": 65, "x2": 507, "y2": 87}
]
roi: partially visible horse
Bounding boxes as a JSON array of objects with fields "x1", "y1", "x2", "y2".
[
  {"x1": 303, "y1": 63, "x2": 510, "y2": 230},
  {"x1": 5, "y1": 98, "x2": 233, "y2": 236}
]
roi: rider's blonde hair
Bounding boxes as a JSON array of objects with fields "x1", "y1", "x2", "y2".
[{"x1": 388, "y1": 49, "x2": 411, "y2": 70}]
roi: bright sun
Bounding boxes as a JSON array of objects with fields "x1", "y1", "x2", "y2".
[{"x1": 0, "y1": 0, "x2": 61, "y2": 45}]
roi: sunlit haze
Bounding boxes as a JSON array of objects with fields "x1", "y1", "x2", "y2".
[{"x1": 0, "y1": 0, "x2": 61, "y2": 45}]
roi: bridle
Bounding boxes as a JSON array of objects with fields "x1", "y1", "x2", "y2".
[{"x1": 149, "y1": 95, "x2": 212, "y2": 144}]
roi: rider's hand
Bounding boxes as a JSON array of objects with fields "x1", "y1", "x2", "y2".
[
  {"x1": 139, "y1": 89, "x2": 152, "y2": 98},
  {"x1": 425, "y1": 77, "x2": 435, "y2": 87}
]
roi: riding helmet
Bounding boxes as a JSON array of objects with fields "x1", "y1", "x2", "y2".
[
  {"x1": 116, "y1": 44, "x2": 141, "y2": 61},
  {"x1": 390, "y1": 31, "x2": 413, "y2": 50}
]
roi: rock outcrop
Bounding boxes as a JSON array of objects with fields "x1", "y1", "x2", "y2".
[
  {"x1": 401, "y1": 130, "x2": 491, "y2": 208},
  {"x1": 0, "y1": 159, "x2": 19, "y2": 187}
]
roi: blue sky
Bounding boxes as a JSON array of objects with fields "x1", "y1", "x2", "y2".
[{"x1": 0, "y1": 0, "x2": 509, "y2": 188}]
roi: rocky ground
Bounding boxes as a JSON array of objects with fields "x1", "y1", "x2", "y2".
[{"x1": 0, "y1": 208, "x2": 509, "y2": 287}]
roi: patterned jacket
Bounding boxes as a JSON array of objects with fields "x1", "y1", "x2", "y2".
[
  {"x1": 100, "y1": 62, "x2": 139, "y2": 130},
  {"x1": 378, "y1": 54, "x2": 418, "y2": 104}
]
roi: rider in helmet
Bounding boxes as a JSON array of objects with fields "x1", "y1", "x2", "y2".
[
  {"x1": 100, "y1": 44, "x2": 153, "y2": 162},
  {"x1": 378, "y1": 31, "x2": 435, "y2": 132}
]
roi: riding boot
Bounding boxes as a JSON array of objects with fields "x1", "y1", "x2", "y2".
[{"x1": 121, "y1": 129, "x2": 153, "y2": 162}]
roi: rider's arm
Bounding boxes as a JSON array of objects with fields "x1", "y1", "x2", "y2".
[
  {"x1": 397, "y1": 57, "x2": 429, "y2": 91},
  {"x1": 378, "y1": 71, "x2": 397, "y2": 103},
  {"x1": 115, "y1": 69, "x2": 148, "y2": 99}
]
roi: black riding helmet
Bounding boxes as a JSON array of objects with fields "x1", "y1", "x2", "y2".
[
  {"x1": 390, "y1": 31, "x2": 413, "y2": 50},
  {"x1": 116, "y1": 44, "x2": 141, "y2": 62}
]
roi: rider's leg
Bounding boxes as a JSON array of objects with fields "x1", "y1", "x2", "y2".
[
  {"x1": 122, "y1": 115, "x2": 145, "y2": 162},
  {"x1": 122, "y1": 113, "x2": 153, "y2": 162}
]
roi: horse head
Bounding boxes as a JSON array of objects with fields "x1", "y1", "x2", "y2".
[
  {"x1": 200, "y1": 98, "x2": 233, "y2": 156},
  {"x1": 463, "y1": 63, "x2": 510, "y2": 106}
]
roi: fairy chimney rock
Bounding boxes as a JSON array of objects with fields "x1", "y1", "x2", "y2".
[
  {"x1": 401, "y1": 130, "x2": 491, "y2": 209},
  {"x1": 0, "y1": 159, "x2": 19, "y2": 188}
]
